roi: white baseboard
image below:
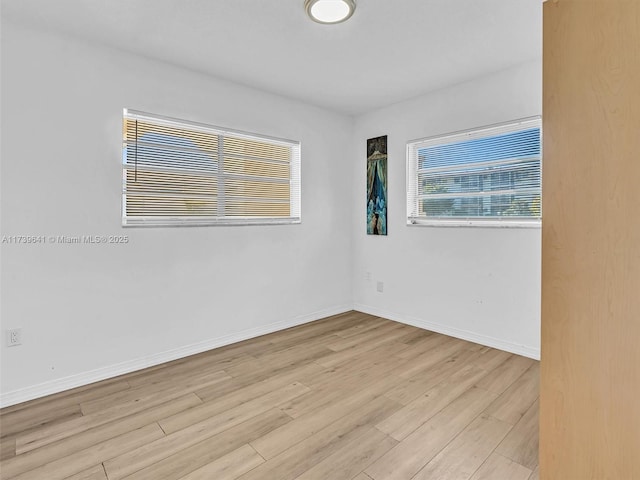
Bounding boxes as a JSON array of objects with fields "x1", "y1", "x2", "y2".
[
  {"x1": 353, "y1": 303, "x2": 540, "y2": 360},
  {"x1": 0, "y1": 304, "x2": 353, "y2": 408},
  {"x1": 0, "y1": 303, "x2": 538, "y2": 407}
]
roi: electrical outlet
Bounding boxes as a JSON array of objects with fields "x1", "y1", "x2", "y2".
[
  {"x1": 377, "y1": 281, "x2": 384, "y2": 293},
  {"x1": 7, "y1": 328, "x2": 22, "y2": 346},
  {"x1": 365, "y1": 271, "x2": 372, "y2": 282}
]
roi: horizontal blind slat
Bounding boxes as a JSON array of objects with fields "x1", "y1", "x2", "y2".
[
  {"x1": 407, "y1": 118, "x2": 542, "y2": 222},
  {"x1": 123, "y1": 110, "x2": 300, "y2": 224}
]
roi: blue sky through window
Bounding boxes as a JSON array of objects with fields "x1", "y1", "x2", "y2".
[
  {"x1": 124, "y1": 132, "x2": 217, "y2": 172},
  {"x1": 418, "y1": 128, "x2": 541, "y2": 169}
]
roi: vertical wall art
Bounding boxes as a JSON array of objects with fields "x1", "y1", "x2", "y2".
[{"x1": 366, "y1": 135, "x2": 388, "y2": 235}]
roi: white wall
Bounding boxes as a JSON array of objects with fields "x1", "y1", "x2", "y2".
[
  {"x1": 352, "y1": 61, "x2": 542, "y2": 359},
  {"x1": 0, "y1": 21, "x2": 354, "y2": 405}
]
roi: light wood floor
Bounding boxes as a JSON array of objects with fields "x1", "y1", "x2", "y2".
[{"x1": 0, "y1": 312, "x2": 539, "y2": 480}]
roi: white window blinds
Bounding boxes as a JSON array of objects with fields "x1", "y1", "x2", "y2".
[
  {"x1": 407, "y1": 118, "x2": 541, "y2": 227},
  {"x1": 122, "y1": 109, "x2": 301, "y2": 226}
]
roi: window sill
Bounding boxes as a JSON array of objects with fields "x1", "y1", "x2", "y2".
[
  {"x1": 123, "y1": 217, "x2": 301, "y2": 227},
  {"x1": 407, "y1": 219, "x2": 541, "y2": 229}
]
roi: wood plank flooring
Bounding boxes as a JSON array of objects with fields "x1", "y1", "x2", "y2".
[{"x1": 0, "y1": 312, "x2": 539, "y2": 480}]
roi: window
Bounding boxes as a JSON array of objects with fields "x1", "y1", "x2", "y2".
[
  {"x1": 122, "y1": 109, "x2": 301, "y2": 226},
  {"x1": 406, "y1": 118, "x2": 541, "y2": 227}
]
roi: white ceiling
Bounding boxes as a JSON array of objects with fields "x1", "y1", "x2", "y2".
[{"x1": 1, "y1": 0, "x2": 542, "y2": 116}]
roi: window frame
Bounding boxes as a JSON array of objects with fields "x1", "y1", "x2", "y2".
[
  {"x1": 406, "y1": 117, "x2": 542, "y2": 229},
  {"x1": 122, "y1": 109, "x2": 301, "y2": 227}
]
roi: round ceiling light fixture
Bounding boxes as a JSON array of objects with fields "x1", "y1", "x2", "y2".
[{"x1": 305, "y1": 0, "x2": 356, "y2": 24}]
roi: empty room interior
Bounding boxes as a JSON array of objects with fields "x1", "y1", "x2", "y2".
[{"x1": 1, "y1": 1, "x2": 638, "y2": 479}]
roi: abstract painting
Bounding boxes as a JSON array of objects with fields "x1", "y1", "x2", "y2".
[{"x1": 367, "y1": 135, "x2": 387, "y2": 235}]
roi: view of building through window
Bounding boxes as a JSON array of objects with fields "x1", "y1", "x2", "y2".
[{"x1": 407, "y1": 119, "x2": 541, "y2": 225}]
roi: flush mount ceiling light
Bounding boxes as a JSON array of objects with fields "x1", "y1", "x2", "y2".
[{"x1": 305, "y1": 0, "x2": 356, "y2": 24}]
